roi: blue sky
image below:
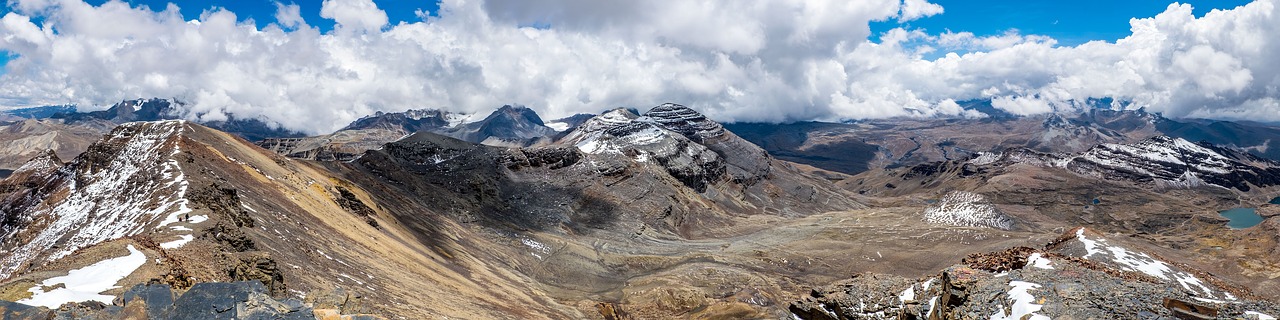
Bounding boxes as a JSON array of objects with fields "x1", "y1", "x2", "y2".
[
  {"x1": 871, "y1": 0, "x2": 1253, "y2": 46},
  {"x1": 82, "y1": 0, "x2": 441, "y2": 30}
]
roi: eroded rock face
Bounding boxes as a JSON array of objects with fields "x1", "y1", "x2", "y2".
[
  {"x1": 1065, "y1": 136, "x2": 1280, "y2": 191},
  {"x1": 644, "y1": 103, "x2": 771, "y2": 185},
  {"x1": 561, "y1": 108, "x2": 727, "y2": 192},
  {"x1": 561, "y1": 104, "x2": 777, "y2": 192}
]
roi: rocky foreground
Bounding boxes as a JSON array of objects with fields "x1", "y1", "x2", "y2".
[
  {"x1": 0, "y1": 281, "x2": 379, "y2": 319},
  {"x1": 791, "y1": 228, "x2": 1280, "y2": 320}
]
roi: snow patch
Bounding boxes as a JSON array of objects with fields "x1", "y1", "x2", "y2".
[
  {"x1": 968, "y1": 152, "x2": 1002, "y2": 165},
  {"x1": 1246, "y1": 311, "x2": 1277, "y2": 320},
  {"x1": 989, "y1": 281, "x2": 1050, "y2": 320},
  {"x1": 1076, "y1": 228, "x2": 1229, "y2": 300},
  {"x1": 923, "y1": 191, "x2": 1013, "y2": 230},
  {"x1": 1026, "y1": 253, "x2": 1054, "y2": 269},
  {"x1": 545, "y1": 121, "x2": 571, "y2": 132},
  {"x1": 159, "y1": 234, "x2": 194, "y2": 249},
  {"x1": 17, "y1": 245, "x2": 147, "y2": 308},
  {"x1": 522, "y1": 238, "x2": 552, "y2": 259},
  {"x1": 898, "y1": 287, "x2": 915, "y2": 303}
]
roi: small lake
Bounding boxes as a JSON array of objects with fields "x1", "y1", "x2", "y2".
[
  {"x1": 1270, "y1": 197, "x2": 1280, "y2": 205},
  {"x1": 1220, "y1": 208, "x2": 1264, "y2": 229}
]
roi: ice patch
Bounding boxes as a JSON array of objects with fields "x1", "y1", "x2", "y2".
[{"x1": 17, "y1": 245, "x2": 147, "y2": 308}]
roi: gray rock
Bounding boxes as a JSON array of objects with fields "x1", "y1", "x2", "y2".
[
  {"x1": 168, "y1": 281, "x2": 312, "y2": 320},
  {"x1": 120, "y1": 283, "x2": 175, "y2": 317},
  {"x1": 0, "y1": 300, "x2": 52, "y2": 319}
]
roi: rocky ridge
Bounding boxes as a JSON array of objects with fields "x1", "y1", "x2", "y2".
[{"x1": 969, "y1": 135, "x2": 1280, "y2": 191}]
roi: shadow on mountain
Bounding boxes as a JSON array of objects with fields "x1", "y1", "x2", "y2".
[
  {"x1": 724, "y1": 122, "x2": 877, "y2": 175},
  {"x1": 336, "y1": 132, "x2": 619, "y2": 238}
]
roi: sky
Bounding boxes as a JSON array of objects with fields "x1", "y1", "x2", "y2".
[{"x1": 0, "y1": 0, "x2": 1276, "y2": 134}]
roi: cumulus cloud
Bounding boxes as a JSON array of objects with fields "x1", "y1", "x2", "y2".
[
  {"x1": 0, "y1": 0, "x2": 1277, "y2": 134},
  {"x1": 320, "y1": 0, "x2": 387, "y2": 32},
  {"x1": 899, "y1": 0, "x2": 944, "y2": 22},
  {"x1": 274, "y1": 2, "x2": 305, "y2": 29}
]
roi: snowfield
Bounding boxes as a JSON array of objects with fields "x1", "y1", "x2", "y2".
[{"x1": 17, "y1": 245, "x2": 147, "y2": 308}]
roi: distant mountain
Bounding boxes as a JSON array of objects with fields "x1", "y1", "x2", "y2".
[
  {"x1": 0, "y1": 107, "x2": 862, "y2": 317},
  {"x1": 969, "y1": 136, "x2": 1280, "y2": 191},
  {"x1": 443, "y1": 105, "x2": 558, "y2": 147},
  {"x1": 728, "y1": 107, "x2": 1280, "y2": 176},
  {"x1": 260, "y1": 105, "x2": 564, "y2": 161},
  {"x1": 51, "y1": 98, "x2": 304, "y2": 141},
  {"x1": 340, "y1": 108, "x2": 460, "y2": 132},
  {"x1": 0, "y1": 105, "x2": 76, "y2": 119}
]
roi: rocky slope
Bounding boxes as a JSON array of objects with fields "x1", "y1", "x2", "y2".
[{"x1": 0, "y1": 120, "x2": 586, "y2": 318}]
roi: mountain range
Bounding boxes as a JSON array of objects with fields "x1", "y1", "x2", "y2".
[{"x1": 0, "y1": 99, "x2": 1278, "y2": 319}]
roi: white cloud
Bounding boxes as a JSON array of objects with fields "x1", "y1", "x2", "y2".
[
  {"x1": 936, "y1": 30, "x2": 1056, "y2": 51},
  {"x1": 991, "y1": 96, "x2": 1054, "y2": 116},
  {"x1": 274, "y1": 2, "x2": 306, "y2": 29},
  {"x1": 320, "y1": 0, "x2": 387, "y2": 33},
  {"x1": 0, "y1": 0, "x2": 1277, "y2": 134},
  {"x1": 899, "y1": 0, "x2": 944, "y2": 22}
]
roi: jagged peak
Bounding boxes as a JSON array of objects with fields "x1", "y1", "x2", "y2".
[{"x1": 483, "y1": 104, "x2": 546, "y2": 126}]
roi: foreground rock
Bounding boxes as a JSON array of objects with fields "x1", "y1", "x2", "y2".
[
  {"x1": 0, "y1": 281, "x2": 384, "y2": 319},
  {"x1": 790, "y1": 227, "x2": 1280, "y2": 319}
]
